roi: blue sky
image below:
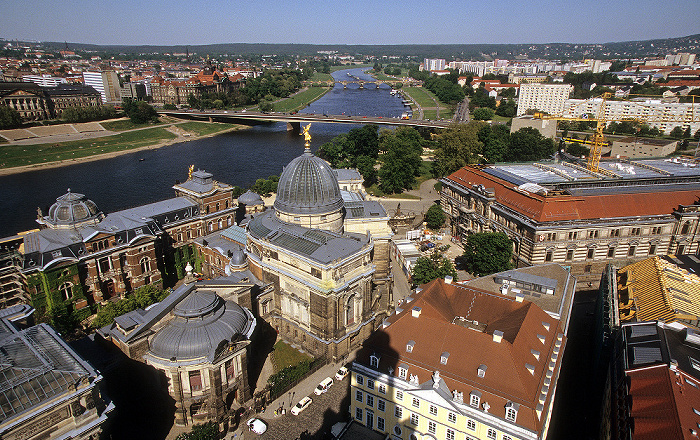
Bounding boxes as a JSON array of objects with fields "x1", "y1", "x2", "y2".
[{"x1": 2, "y1": 0, "x2": 699, "y2": 46}]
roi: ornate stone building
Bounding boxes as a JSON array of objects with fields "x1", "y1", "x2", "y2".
[
  {"x1": 98, "y1": 282, "x2": 255, "y2": 429},
  {"x1": 0, "y1": 82, "x2": 49, "y2": 120},
  {"x1": 245, "y1": 142, "x2": 392, "y2": 360},
  {"x1": 150, "y1": 61, "x2": 244, "y2": 106},
  {"x1": 441, "y1": 158, "x2": 700, "y2": 286},
  {"x1": 44, "y1": 84, "x2": 102, "y2": 118}
]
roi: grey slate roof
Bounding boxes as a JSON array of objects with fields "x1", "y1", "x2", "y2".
[
  {"x1": 247, "y1": 211, "x2": 370, "y2": 265},
  {"x1": 174, "y1": 170, "x2": 230, "y2": 195},
  {"x1": 344, "y1": 200, "x2": 388, "y2": 220}
]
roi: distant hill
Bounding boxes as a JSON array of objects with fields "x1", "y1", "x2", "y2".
[{"x1": 15, "y1": 34, "x2": 700, "y2": 60}]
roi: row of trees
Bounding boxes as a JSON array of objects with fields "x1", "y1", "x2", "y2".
[
  {"x1": 423, "y1": 75, "x2": 465, "y2": 104},
  {"x1": 62, "y1": 105, "x2": 117, "y2": 123},
  {"x1": 431, "y1": 123, "x2": 555, "y2": 176}
]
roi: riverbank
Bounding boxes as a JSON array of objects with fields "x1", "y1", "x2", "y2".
[{"x1": 0, "y1": 120, "x2": 247, "y2": 176}]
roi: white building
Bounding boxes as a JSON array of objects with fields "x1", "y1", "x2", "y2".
[
  {"x1": 563, "y1": 98, "x2": 700, "y2": 134},
  {"x1": 82, "y1": 71, "x2": 121, "y2": 104},
  {"x1": 516, "y1": 83, "x2": 574, "y2": 116},
  {"x1": 423, "y1": 58, "x2": 446, "y2": 72},
  {"x1": 22, "y1": 74, "x2": 67, "y2": 87}
]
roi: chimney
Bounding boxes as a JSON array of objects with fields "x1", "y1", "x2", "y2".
[
  {"x1": 412, "y1": 306, "x2": 422, "y2": 318},
  {"x1": 493, "y1": 330, "x2": 504, "y2": 343},
  {"x1": 444, "y1": 275, "x2": 453, "y2": 284},
  {"x1": 515, "y1": 293, "x2": 524, "y2": 302}
]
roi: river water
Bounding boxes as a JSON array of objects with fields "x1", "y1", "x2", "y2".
[{"x1": 0, "y1": 68, "x2": 409, "y2": 236}]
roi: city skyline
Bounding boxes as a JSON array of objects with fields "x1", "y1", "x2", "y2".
[{"x1": 2, "y1": 0, "x2": 699, "y2": 47}]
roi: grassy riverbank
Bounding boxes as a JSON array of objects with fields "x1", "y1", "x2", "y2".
[
  {"x1": 273, "y1": 87, "x2": 331, "y2": 113},
  {"x1": 0, "y1": 121, "x2": 241, "y2": 171}
]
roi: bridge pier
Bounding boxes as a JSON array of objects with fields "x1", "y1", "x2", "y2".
[
  {"x1": 359, "y1": 82, "x2": 364, "y2": 89},
  {"x1": 343, "y1": 84, "x2": 347, "y2": 89},
  {"x1": 287, "y1": 121, "x2": 300, "y2": 132}
]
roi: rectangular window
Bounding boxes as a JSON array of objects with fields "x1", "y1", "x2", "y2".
[
  {"x1": 356, "y1": 390, "x2": 363, "y2": 402},
  {"x1": 378, "y1": 384, "x2": 386, "y2": 394},
  {"x1": 367, "y1": 379, "x2": 374, "y2": 390},
  {"x1": 428, "y1": 421, "x2": 436, "y2": 434},
  {"x1": 412, "y1": 397, "x2": 420, "y2": 408},
  {"x1": 631, "y1": 227, "x2": 641, "y2": 236},
  {"x1": 568, "y1": 231, "x2": 577, "y2": 240},
  {"x1": 487, "y1": 428, "x2": 497, "y2": 440},
  {"x1": 366, "y1": 394, "x2": 374, "y2": 408},
  {"x1": 587, "y1": 248, "x2": 595, "y2": 259},
  {"x1": 377, "y1": 417, "x2": 385, "y2": 432},
  {"x1": 448, "y1": 412, "x2": 457, "y2": 423},
  {"x1": 611, "y1": 229, "x2": 620, "y2": 237},
  {"x1": 396, "y1": 390, "x2": 403, "y2": 401},
  {"x1": 189, "y1": 370, "x2": 202, "y2": 391},
  {"x1": 395, "y1": 406, "x2": 402, "y2": 418},
  {"x1": 470, "y1": 394, "x2": 480, "y2": 407},
  {"x1": 378, "y1": 399, "x2": 385, "y2": 412},
  {"x1": 429, "y1": 405, "x2": 438, "y2": 416},
  {"x1": 311, "y1": 267, "x2": 321, "y2": 279},
  {"x1": 446, "y1": 429, "x2": 455, "y2": 440},
  {"x1": 410, "y1": 413, "x2": 419, "y2": 426},
  {"x1": 566, "y1": 249, "x2": 574, "y2": 261},
  {"x1": 355, "y1": 407, "x2": 362, "y2": 421},
  {"x1": 628, "y1": 246, "x2": 636, "y2": 257},
  {"x1": 649, "y1": 244, "x2": 657, "y2": 255},
  {"x1": 356, "y1": 374, "x2": 364, "y2": 385},
  {"x1": 608, "y1": 247, "x2": 616, "y2": 258},
  {"x1": 545, "y1": 250, "x2": 553, "y2": 262},
  {"x1": 467, "y1": 419, "x2": 476, "y2": 431}
]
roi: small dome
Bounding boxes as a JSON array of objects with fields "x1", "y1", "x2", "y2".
[
  {"x1": 229, "y1": 246, "x2": 247, "y2": 267},
  {"x1": 274, "y1": 150, "x2": 343, "y2": 216},
  {"x1": 238, "y1": 190, "x2": 263, "y2": 206},
  {"x1": 149, "y1": 291, "x2": 252, "y2": 361},
  {"x1": 43, "y1": 190, "x2": 103, "y2": 229}
]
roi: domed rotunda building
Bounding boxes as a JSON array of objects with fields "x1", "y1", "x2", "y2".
[{"x1": 247, "y1": 137, "x2": 392, "y2": 360}]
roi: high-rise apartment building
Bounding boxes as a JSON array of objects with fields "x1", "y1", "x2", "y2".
[
  {"x1": 423, "y1": 58, "x2": 446, "y2": 72},
  {"x1": 516, "y1": 83, "x2": 573, "y2": 116},
  {"x1": 82, "y1": 70, "x2": 121, "y2": 104}
]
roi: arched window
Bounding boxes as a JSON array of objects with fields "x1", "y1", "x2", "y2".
[
  {"x1": 208, "y1": 222, "x2": 214, "y2": 232},
  {"x1": 140, "y1": 257, "x2": 150, "y2": 274},
  {"x1": 59, "y1": 282, "x2": 73, "y2": 301},
  {"x1": 681, "y1": 222, "x2": 691, "y2": 235},
  {"x1": 225, "y1": 200, "x2": 229, "y2": 209},
  {"x1": 346, "y1": 294, "x2": 360, "y2": 326},
  {"x1": 218, "y1": 219, "x2": 222, "y2": 229},
  {"x1": 216, "y1": 202, "x2": 220, "y2": 211},
  {"x1": 227, "y1": 216, "x2": 232, "y2": 226}
]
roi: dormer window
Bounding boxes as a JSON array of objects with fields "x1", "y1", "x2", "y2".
[
  {"x1": 370, "y1": 354, "x2": 380, "y2": 369},
  {"x1": 440, "y1": 352, "x2": 450, "y2": 365},
  {"x1": 469, "y1": 391, "x2": 481, "y2": 408},
  {"x1": 398, "y1": 365, "x2": 408, "y2": 380},
  {"x1": 542, "y1": 321, "x2": 551, "y2": 331},
  {"x1": 505, "y1": 402, "x2": 520, "y2": 422},
  {"x1": 406, "y1": 340, "x2": 415, "y2": 353},
  {"x1": 477, "y1": 364, "x2": 487, "y2": 378},
  {"x1": 51, "y1": 250, "x2": 62, "y2": 258},
  {"x1": 531, "y1": 349, "x2": 541, "y2": 361},
  {"x1": 537, "y1": 334, "x2": 546, "y2": 344},
  {"x1": 135, "y1": 228, "x2": 143, "y2": 235}
]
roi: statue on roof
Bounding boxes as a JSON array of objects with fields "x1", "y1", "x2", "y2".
[
  {"x1": 188, "y1": 164, "x2": 194, "y2": 180},
  {"x1": 302, "y1": 123, "x2": 312, "y2": 146}
]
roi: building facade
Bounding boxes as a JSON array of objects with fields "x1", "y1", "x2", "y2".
[
  {"x1": 350, "y1": 277, "x2": 566, "y2": 440},
  {"x1": 150, "y1": 62, "x2": 243, "y2": 106},
  {"x1": 0, "y1": 81, "x2": 50, "y2": 120},
  {"x1": 43, "y1": 83, "x2": 102, "y2": 118},
  {"x1": 441, "y1": 159, "x2": 700, "y2": 286},
  {"x1": 516, "y1": 83, "x2": 574, "y2": 116},
  {"x1": 82, "y1": 70, "x2": 121, "y2": 105}
]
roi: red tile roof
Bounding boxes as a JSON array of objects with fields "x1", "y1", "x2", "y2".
[
  {"x1": 627, "y1": 364, "x2": 700, "y2": 440},
  {"x1": 358, "y1": 279, "x2": 565, "y2": 433},
  {"x1": 444, "y1": 167, "x2": 700, "y2": 223}
]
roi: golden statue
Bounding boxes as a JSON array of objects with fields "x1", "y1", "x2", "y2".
[
  {"x1": 301, "y1": 123, "x2": 312, "y2": 145},
  {"x1": 188, "y1": 164, "x2": 194, "y2": 180}
]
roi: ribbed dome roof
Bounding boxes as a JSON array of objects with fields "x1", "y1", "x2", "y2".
[
  {"x1": 238, "y1": 190, "x2": 263, "y2": 206},
  {"x1": 274, "y1": 149, "x2": 343, "y2": 215},
  {"x1": 44, "y1": 190, "x2": 103, "y2": 229},
  {"x1": 149, "y1": 291, "x2": 252, "y2": 361}
]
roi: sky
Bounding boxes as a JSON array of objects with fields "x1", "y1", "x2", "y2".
[{"x1": 2, "y1": 0, "x2": 699, "y2": 46}]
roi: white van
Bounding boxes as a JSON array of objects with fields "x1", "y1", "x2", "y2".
[{"x1": 314, "y1": 377, "x2": 334, "y2": 395}]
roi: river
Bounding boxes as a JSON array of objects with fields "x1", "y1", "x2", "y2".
[{"x1": 0, "y1": 68, "x2": 409, "y2": 236}]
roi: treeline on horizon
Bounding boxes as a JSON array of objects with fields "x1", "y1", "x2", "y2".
[{"x1": 33, "y1": 33, "x2": 700, "y2": 60}]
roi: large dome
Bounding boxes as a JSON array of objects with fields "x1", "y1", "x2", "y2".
[
  {"x1": 43, "y1": 190, "x2": 103, "y2": 229},
  {"x1": 274, "y1": 149, "x2": 343, "y2": 216},
  {"x1": 149, "y1": 290, "x2": 254, "y2": 361}
]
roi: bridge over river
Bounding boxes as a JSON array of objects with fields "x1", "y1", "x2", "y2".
[{"x1": 158, "y1": 109, "x2": 454, "y2": 129}]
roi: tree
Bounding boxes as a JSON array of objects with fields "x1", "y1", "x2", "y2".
[
  {"x1": 411, "y1": 252, "x2": 458, "y2": 286},
  {"x1": 258, "y1": 100, "x2": 274, "y2": 113},
  {"x1": 566, "y1": 141, "x2": 590, "y2": 158},
  {"x1": 473, "y1": 107, "x2": 494, "y2": 121},
  {"x1": 461, "y1": 232, "x2": 513, "y2": 276},
  {"x1": 495, "y1": 98, "x2": 517, "y2": 118},
  {"x1": 378, "y1": 128, "x2": 422, "y2": 193},
  {"x1": 424, "y1": 204, "x2": 446, "y2": 230},
  {"x1": 431, "y1": 122, "x2": 486, "y2": 177},
  {"x1": 507, "y1": 127, "x2": 555, "y2": 162},
  {"x1": 0, "y1": 106, "x2": 22, "y2": 129},
  {"x1": 175, "y1": 422, "x2": 219, "y2": 440},
  {"x1": 670, "y1": 126, "x2": 685, "y2": 139}
]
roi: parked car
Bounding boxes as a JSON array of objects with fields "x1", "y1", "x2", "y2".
[
  {"x1": 246, "y1": 418, "x2": 267, "y2": 434},
  {"x1": 291, "y1": 396, "x2": 312, "y2": 415},
  {"x1": 335, "y1": 366, "x2": 349, "y2": 381},
  {"x1": 314, "y1": 377, "x2": 334, "y2": 395}
]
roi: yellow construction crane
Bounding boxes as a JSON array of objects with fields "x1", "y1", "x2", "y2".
[{"x1": 534, "y1": 92, "x2": 698, "y2": 173}]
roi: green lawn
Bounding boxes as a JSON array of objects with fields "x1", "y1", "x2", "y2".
[
  {"x1": 273, "y1": 87, "x2": 330, "y2": 113},
  {"x1": 310, "y1": 71, "x2": 333, "y2": 82},
  {"x1": 423, "y1": 110, "x2": 438, "y2": 120},
  {"x1": 492, "y1": 115, "x2": 512, "y2": 124},
  {"x1": 100, "y1": 119, "x2": 164, "y2": 131},
  {"x1": 271, "y1": 340, "x2": 312, "y2": 372},
  {"x1": 403, "y1": 87, "x2": 437, "y2": 108},
  {"x1": 177, "y1": 121, "x2": 239, "y2": 136},
  {"x1": 0, "y1": 127, "x2": 177, "y2": 169}
]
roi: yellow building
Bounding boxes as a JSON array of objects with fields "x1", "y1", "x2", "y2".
[{"x1": 350, "y1": 277, "x2": 566, "y2": 440}]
